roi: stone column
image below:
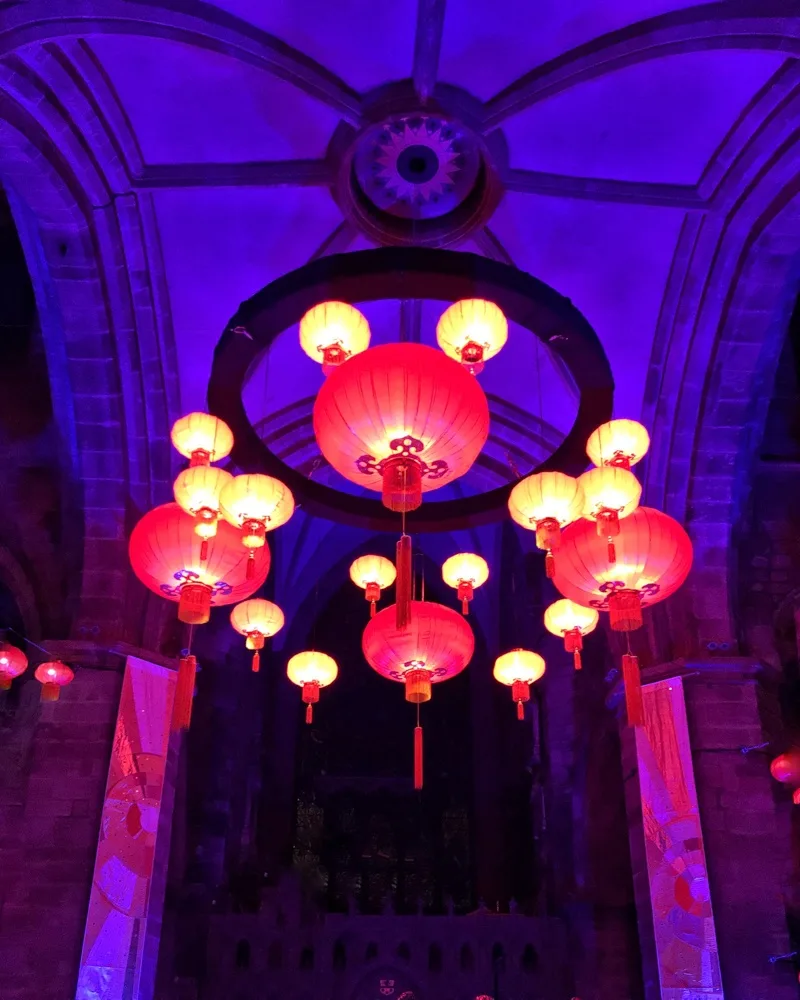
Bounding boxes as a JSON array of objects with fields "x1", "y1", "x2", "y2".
[{"x1": 622, "y1": 658, "x2": 796, "y2": 1000}]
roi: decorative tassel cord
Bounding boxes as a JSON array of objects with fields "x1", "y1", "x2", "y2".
[
  {"x1": 623, "y1": 631, "x2": 643, "y2": 728},
  {"x1": 414, "y1": 702, "x2": 423, "y2": 791},
  {"x1": 171, "y1": 624, "x2": 196, "y2": 733}
]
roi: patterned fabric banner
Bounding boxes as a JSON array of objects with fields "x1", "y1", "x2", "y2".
[
  {"x1": 76, "y1": 657, "x2": 176, "y2": 1000},
  {"x1": 635, "y1": 677, "x2": 723, "y2": 1000}
]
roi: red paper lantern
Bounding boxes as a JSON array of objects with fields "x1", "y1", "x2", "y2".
[
  {"x1": 230, "y1": 599, "x2": 285, "y2": 671},
  {"x1": 543, "y1": 599, "x2": 599, "y2": 670},
  {"x1": 552, "y1": 507, "x2": 692, "y2": 725},
  {"x1": 287, "y1": 651, "x2": 338, "y2": 724},
  {"x1": 129, "y1": 503, "x2": 270, "y2": 625},
  {"x1": 493, "y1": 649, "x2": 545, "y2": 720},
  {"x1": 313, "y1": 343, "x2": 490, "y2": 511},
  {"x1": 0, "y1": 642, "x2": 28, "y2": 689},
  {"x1": 34, "y1": 660, "x2": 74, "y2": 701},
  {"x1": 363, "y1": 601, "x2": 474, "y2": 788},
  {"x1": 771, "y1": 752, "x2": 800, "y2": 785}
]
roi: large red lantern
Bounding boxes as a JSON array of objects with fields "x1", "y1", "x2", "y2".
[
  {"x1": 363, "y1": 601, "x2": 474, "y2": 788},
  {"x1": 129, "y1": 503, "x2": 270, "y2": 625},
  {"x1": 552, "y1": 507, "x2": 692, "y2": 725},
  {"x1": 313, "y1": 343, "x2": 490, "y2": 512}
]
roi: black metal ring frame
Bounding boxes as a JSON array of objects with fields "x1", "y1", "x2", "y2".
[{"x1": 208, "y1": 247, "x2": 614, "y2": 532}]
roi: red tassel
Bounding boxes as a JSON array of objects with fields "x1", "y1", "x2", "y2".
[
  {"x1": 574, "y1": 649, "x2": 582, "y2": 670},
  {"x1": 414, "y1": 725, "x2": 423, "y2": 790},
  {"x1": 462, "y1": 597, "x2": 469, "y2": 615},
  {"x1": 246, "y1": 552, "x2": 255, "y2": 579},
  {"x1": 622, "y1": 653, "x2": 643, "y2": 727},
  {"x1": 370, "y1": 602, "x2": 376, "y2": 618},
  {"x1": 396, "y1": 534, "x2": 412, "y2": 630},
  {"x1": 172, "y1": 655, "x2": 196, "y2": 732},
  {"x1": 200, "y1": 538, "x2": 209, "y2": 561},
  {"x1": 545, "y1": 550, "x2": 555, "y2": 579},
  {"x1": 252, "y1": 650, "x2": 260, "y2": 673},
  {"x1": 608, "y1": 539, "x2": 617, "y2": 564},
  {"x1": 517, "y1": 700, "x2": 525, "y2": 721},
  {"x1": 306, "y1": 702, "x2": 313, "y2": 725}
]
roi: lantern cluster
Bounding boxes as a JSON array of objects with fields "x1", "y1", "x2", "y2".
[{"x1": 128, "y1": 412, "x2": 299, "y2": 730}]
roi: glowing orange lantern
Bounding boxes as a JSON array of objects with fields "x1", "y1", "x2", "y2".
[
  {"x1": 171, "y1": 412, "x2": 233, "y2": 467},
  {"x1": 543, "y1": 599, "x2": 599, "y2": 670},
  {"x1": 441, "y1": 552, "x2": 489, "y2": 614},
  {"x1": 493, "y1": 649, "x2": 545, "y2": 720},
  {"x1": 363, "y1": 601, "x2": 474, "y2": 788},
  {"x1": 771, "y1": 752, "x2": 800, "y2": 785},
  {"x1": 129, "y1": 502, "x2": 270, "y2": 625},
  {"x1": 508, "y1": 471, "x2": 584, "y2": 577},
  {"x1": 299, "y1": 301, "x2": 371, "y2": 373},
  {"x1": 35, "y1": 660, "x2": 74, "y2": 701},
  {"x1": 793, "y1": 788, "x2": 800, "y2": 807},
  {"x1": 578, "y1": 466, "x2": 641, "y2": 562},
  {"x1": 436, "y1": 299, "x2": 508, "y2": 373},
  {"x1": 313, "y1": 343, "x2": 489, "y2": 512},
  {"x1": 287, "y1": 650, "x2": 338, "y2": 724},
  {"x1": 220, "y1": 474, "x2": 294, "y2": 577},
  {"x1": 586, "y1": 419, "x2": 650, "y2": 470},
  {"x1": 349, "y1": 555, "x2": 397, "y2": 617},
  {"x1": 552, "y1": 507, "x2": 692, "y2": 726},
  {"x1": 0, "y1": 642, "x2": 28, "y2": 689},
  {"x1": 173, "y1": 466, "x2": 234, "y2": 559},
  {"x1": 230, "y1": 599, "x2": 285, "y2": 671}
]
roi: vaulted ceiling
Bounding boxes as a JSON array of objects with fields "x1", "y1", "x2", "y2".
[{"x1": 0, "y1": 0, "x2": 798, "y2": 648}]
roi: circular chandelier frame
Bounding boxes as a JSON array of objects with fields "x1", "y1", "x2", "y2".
[{"x1": 208, "y1": 247, "x2": 613, "y2": 532}]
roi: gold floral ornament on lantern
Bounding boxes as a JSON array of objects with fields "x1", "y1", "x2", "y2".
[
  {"x1": 507, "y1": 471, "x2": 584, "y2": 578},
  {"x1": 586, "y1": 419, "x2": 650, "y2": 470},
  {"x1": 436, "y1": 299, "x2": 508, "y2": 374},
  {"x1": 230, "y1": 599, "x2": 285, "y2": 672},
  {"x1": 220, "y1": 474, "x2": 295, "y2": 578},
  {"x1": 578, "y1": 466, "x2": 641, "y2": 564},
  {"x1": 543, "y1": 599, "x2": 599, "y2": 670},
  {"x1": 441, "y1": 552, "x2": 489, "y2": 614},
  {"x1": 493, "y1": 649, "x2": 545, "y2": 721},
  {"x1": 287, "y1": 650, "x2": 338, "y2": 724},
  {"x1": 349, "y1": 555, "x2": 397, "y2": 618},
  {"x1": 170, "y1": 412, "x2": 234, "y2": 467},
  {"x1": 34, "y1": 660, "x2": 74, "y2": 702},
  {"x1": 299, "y1": 301, "x2": 371, "y2": 374},
  {"x1": 173, "y1": 466, "x2": 234, "y2": 560}
]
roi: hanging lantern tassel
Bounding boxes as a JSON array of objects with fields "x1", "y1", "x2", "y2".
[
  {"x1": 365, "y1": 581, "x2": 380, "y2": 618},
  {"x1": 200, "y1": 538, "x2": 209, "y2": 561},
  {"x1": 564, "y1": 628, "x2": 583, "y2": 670},
  {"x1": 303, "y1": 680, "x2": 320, "y2": 725},
  {"x1": 396, "y1": 534, "x2": 412, "y2": 629},
  {"x1": 172, "y1": 655, "x2": 197, "y2": 732},
  {"x1": 252, "y1": 650, "x2": 260, "y2": 673},
  {"x1": 622, "y1": 653, "x2": 643, "y2": 727},
  {"x1": 545, "y1": 550, "x2": 555, "y2": 579},
  {"x1": 457, "y1": 580, "x2": 473, "y2": 615},
  {"x1": 608, "y1": 539, "x2": 617, "y2": 563},
  {"x1": 512, "y1": 679, "x2": 530, "y2": 720},
  {"x1": 596, "y1": 509, "x2": 620, "y2": 565},
  {"x1": 414, "y1": 724, "x2": 423, "y2": 790},
  {"x1": 246, "y1": 632, "x2": 265, "y2": 673}
]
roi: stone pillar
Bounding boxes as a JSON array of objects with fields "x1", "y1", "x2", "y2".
[{"x1": 623, "y1": 659, "x2": 796, "y2": 1000}]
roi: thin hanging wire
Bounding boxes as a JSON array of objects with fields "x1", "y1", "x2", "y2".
[{"x1": 534, "y1": 335, "x2": 544, "y2": 463}]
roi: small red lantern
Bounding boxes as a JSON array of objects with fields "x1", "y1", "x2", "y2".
[
  {"x1": 34, "y1": 661, "x2": 74, "y2": 701},
  {"x1": 349, "y1": 555, "x2": 397, "y2": 617},
  {"x1": 363, "y1": 601, "x2": 474, "y2": 788},
  {"x1": 552, "y1": 507, "x2": 692, "y2": 726},
  {"x1": 441, "y1": 552, "x2": 489, "y2": 614},
  {"x1": 493, "y1": 649, "x2": 545, "y2": 720},
  {"x1": 230, "y1": 599, "x2": 285, "y2": 671},
  {"x1": 170, "y1": 412, "x2": 233, "y2": 467},
  {"x1": 508, "y1": 472, "x2": 584, "y2": 577},
  {"x1": 543, "y1": 599, "x2": 599, "y2": 670},
  {"x1": 287, "y1": 651, "x2": 338, "y2": 724},
  {"x1": 771, "y1": 752, "x2": 800, "y2": 785},
  {"x1": 313, "y1": 343, "x2": 490, "y2": 512},
  {"x1": 0, "y1": 642, "x2": 28, "y2": 690},
  {"x1": 129, "y1": 503, "x2": 270, "y2": 625}
]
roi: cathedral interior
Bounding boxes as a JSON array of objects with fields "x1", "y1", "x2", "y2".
[{"x1": 1, "y1": 2, "x2": 800, "y2": 999}]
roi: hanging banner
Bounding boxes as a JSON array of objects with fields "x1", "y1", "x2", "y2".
[
  {"x1": 635, "y1": 677, "x2": 723, "y2": 1000},
  {"x1": 76, "y1": 656, "x2": 176, "y2": 1000}
]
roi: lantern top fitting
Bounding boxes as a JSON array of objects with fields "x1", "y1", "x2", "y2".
[
  {"x1": 287, "y1": 650, "x2": 339, "y2": 688},
  {"x1": 436, "y1": 298, "x2": 508, "y2": 372},
  {"x1": 586, "y1": 419, "x2": 650, "y2": 470},
  {"x1": 299, "y1": 300, "x2": 371, "y2": 372},
  {"x1": 171, "y1": 412, "x2": 233, "y2": 466},
  {"x1": 493, "y1": 649, "x2": 546, "y2": 686}
]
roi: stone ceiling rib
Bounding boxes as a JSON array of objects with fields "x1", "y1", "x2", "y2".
[
  {"x1": 134, "y1": 159, "x2": 332, "y2": 191},
  {"x1": 308, "y1": 220, "x2": 357, "y2": 261},
  {"x1": 412, "y1": 0, "x2": 447, "y2": 106},
  {"x1": 0, "y1": 0, "x2": 363, "y2": 123},
  {"x1": 482, "y1": 1, "x2": 800, "y2": 129},
  {"x1": 503, "y1": 169, "x2": 706, "y2": 210}
]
